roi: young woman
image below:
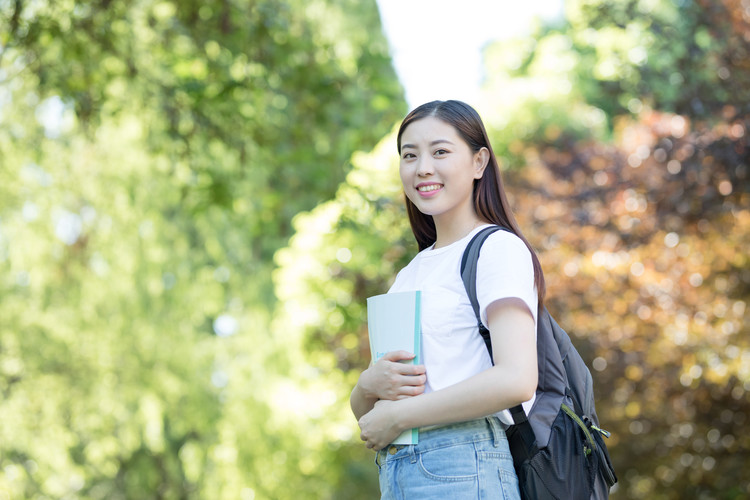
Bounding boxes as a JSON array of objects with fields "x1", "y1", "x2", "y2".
[{"x1": 350, "y1": 100, "x2": 546, "y2": 499}]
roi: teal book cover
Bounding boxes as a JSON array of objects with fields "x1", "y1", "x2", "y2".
[{"x1": 366, "y1": 290, "x2": 421, "y2": 445}]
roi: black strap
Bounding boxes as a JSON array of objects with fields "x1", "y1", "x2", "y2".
[
  {"x1": 460, "y1": 226, "x2": 528, "y2": 426},
  {"x1": 506, "y1": 407, "x2": 539, "y2": 466}
]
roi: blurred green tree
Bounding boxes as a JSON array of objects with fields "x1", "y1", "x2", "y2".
[
  {"x1": 273, "y1": 130, "x2": 415, "y2": 495},
  {"x1": 0, "y1": 0, "x2": 404, "y2": 498}
]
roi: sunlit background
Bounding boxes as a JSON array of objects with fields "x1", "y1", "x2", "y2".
[
  {"x1": 377, "y1": 0, "x2": 564, "y2": 107},
  {"x1": 0, "y1": 0, "x2": 748, "y2": 499}
]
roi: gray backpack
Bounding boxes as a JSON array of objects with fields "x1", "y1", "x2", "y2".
[{"x1": 461, "y1": 226, "x2": 617, "y2": 499}]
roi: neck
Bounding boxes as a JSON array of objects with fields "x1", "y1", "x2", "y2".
[{"x1": 433, "y1": 211, "x2": 487, "y2": 249}]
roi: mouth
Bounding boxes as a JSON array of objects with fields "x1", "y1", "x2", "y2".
[{"x1": 416, "y1": 183, "x2": 443, "y2": 194}]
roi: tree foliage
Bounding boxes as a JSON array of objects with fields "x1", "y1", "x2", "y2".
[
  {"x1": 1, "y1": 0, "x2": 404, "y2": 268},
  {"x1": 273, "y1": 131, "x2": 414, "y2": 496},
  {"x1": 0, "y1": 0, "x2": 404, "y2": 498},
  {"x1": 564, "y1": 0, "x2": 749, "y2": 121},
  {"x1": 503, "y1": 111, "x2": 749, "y2": 499}
]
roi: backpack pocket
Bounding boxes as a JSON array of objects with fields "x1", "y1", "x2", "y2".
[{"x1": 512, "y1": 405, "x2": 599, "y2": 500}]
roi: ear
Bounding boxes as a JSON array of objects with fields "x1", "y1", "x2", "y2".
[{"x1": 473, "y1": 147, "x2": 490, "y2": 179}]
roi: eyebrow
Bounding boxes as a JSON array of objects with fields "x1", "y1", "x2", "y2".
[{"x1": 400, "y1": 139, "x2": 455, "y2": 152}]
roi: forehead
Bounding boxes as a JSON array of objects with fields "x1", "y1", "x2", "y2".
[{"x1": 400, "y1": 116, "x2": 461, "y2": 146}]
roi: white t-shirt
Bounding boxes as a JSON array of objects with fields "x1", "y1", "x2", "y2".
[{"x1": 388, "y1": 224, "x2": 538, "y2": 426}]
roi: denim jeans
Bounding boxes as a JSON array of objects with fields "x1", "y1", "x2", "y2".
[{"x1": 375, "y1": 417, "x2": 521, "y2": 500}]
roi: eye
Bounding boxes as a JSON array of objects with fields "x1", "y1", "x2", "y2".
[
  {"x1": 434, "y1": 149, "x2": 448, "y2": 156},
  {"x1": 402, "y1": 152, "x2": 416, "y2": 159}
]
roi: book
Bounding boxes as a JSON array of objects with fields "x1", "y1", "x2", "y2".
[{"x1": 366, "y1": 290, "x2": 422, "y2": 445}]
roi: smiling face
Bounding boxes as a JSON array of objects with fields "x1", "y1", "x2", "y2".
[{"x1": 399, "y1": 116, "x2": 488, "y2": 227}]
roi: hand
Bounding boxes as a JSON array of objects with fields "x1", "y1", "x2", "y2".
[
  {"x1": 359, "y1": 400, "x2": 402, "y2": 451},
  {"x1": 358, "y1": 350, "x2": 426, "y2": 401}
]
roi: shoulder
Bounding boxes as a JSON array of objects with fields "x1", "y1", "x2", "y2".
[
  {"x1": 480, "y1": 228, "x2": 532, "y2": 262},
  {"x1": 476, "y1": 228, "x2": 535, "y2": 285}
]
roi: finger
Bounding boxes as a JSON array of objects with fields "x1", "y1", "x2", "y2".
[
  {"x1": 394, "y1": 383, "x2": 425, "y2": 399},
  {"x1": 381, "y1": 350, "x2": 416, "y2": 362},
  {"x1": 398, "y1": 373, "x2": 426, "y2": 386},
  {"x1": 394, "y1": 363, "x2": 425, "y2": 376},
  {"x1": 402, "y1": 383, "x2": 426, "y2": 396}
]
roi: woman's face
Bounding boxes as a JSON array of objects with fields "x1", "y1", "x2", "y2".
[{"x1": 399, "y1": 116, "x2": 487, "y2": 223}]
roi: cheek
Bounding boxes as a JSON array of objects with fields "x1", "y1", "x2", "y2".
[
  {"x1": 399, "y1": 165, "x2": 410, "y2": 188},
  {"x1": 399, "y1": 166, "x2": 419, "y2": 204}
]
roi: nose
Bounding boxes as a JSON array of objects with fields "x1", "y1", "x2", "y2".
[{"x1": 415, "y1": 157, "x2": 434, "y2": 177}]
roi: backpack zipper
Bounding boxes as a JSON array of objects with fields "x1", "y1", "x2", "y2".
[
  {"x1": 591, "y1": 423, "x2": 612, "y2": 438},
  {"x1": 561, "y1": 403, "x2": 596, "y2": 456}
]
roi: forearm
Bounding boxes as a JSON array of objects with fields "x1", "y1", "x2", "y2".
[
  {"x1": 350, "y1": 351, "x2": 427, "y2": 421},
  {"x1": 350, "y1": 382, "x2": 377, "y2": 421},
  {"x1": 388, "y1": 297, "x2": 539, "y2": 429},
  {"x1": 392, "y1": 364, "x2": 536, "y2": 431}
]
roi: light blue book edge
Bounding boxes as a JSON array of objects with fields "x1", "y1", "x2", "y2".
[
  {"x1": 408, "y1": 291, "x2": 420, "y2": 444},
  {"x1": 366, "y1": 290, "x2": 421, "y2": 445}
]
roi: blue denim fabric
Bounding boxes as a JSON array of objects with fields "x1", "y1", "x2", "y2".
[{"x1": 375, "y1": 417, "x2": 521, "y2": 500}]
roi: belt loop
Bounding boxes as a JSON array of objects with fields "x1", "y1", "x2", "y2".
[
  {"x1": 409, "y1": 444, "x2": 417, "y2": 464},
  {"x1": 487, "y1": 416, "x2": 502, "y2": 448}
]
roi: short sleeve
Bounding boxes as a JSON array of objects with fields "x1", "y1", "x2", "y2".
[{"x1": 476, "y1": 231, "x2": 538, "y2": 329}]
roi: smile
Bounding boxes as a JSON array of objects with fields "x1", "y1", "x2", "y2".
[{"x1": 417, "y1": 184, "x2": 443, "y2": 192}]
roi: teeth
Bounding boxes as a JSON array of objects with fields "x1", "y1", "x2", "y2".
[{"x1": 418, "y1": 184, "x2": 442, "y2": 192}]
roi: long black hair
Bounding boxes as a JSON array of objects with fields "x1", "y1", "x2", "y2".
[{"x1": 397, "y1": 100, "x2": 545, "y2": 305}]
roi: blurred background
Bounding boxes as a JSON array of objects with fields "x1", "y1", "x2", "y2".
[{"x1": 0, "y1": 0, "x2": 748, "y2": 498}]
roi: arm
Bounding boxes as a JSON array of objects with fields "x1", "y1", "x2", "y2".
[
  {"x1": 350, "y1": 350, "x2": 427, "y2": 421},
  {"x1": 358, "y1": 297, "x2": 537, "y2": 450}
]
